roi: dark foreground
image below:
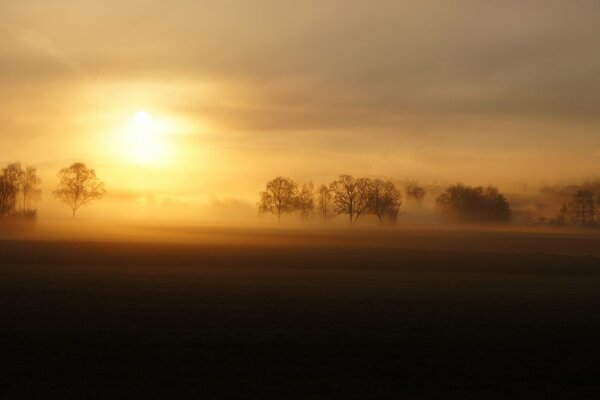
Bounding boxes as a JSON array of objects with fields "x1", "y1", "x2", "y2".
[{"x1": 1, "y1": 234, "x2": 600, "y2": 398}]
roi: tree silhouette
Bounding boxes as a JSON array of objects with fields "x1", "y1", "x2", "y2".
[
  {"x1": 317, "y1": 184, "x2": 334, "y2": 221},
  {"x1": 295, "y1": 182, "x2": 315, "y2": 220},
  {"x1": 54, "y1": 163, "x2": 106, "y2": 218},
  {"x1": 368, "y1": 179, "x2": 402, "y2": 223},
  {"x1": 569, "y1": 189, "x2": 597, "y2": 226},
  {"x1": 258, "y1": 177, "x2": 298, "y2": 222},
  {"x1": 0, "y1": 175, "x2": 17, "y2": 218},
  {"x1": 2, "y1": 163, "x2": 23, "y2": 208},
  {"x1": 332, "y1": 175, "x2": 370, "y2": 225},
  {"x1": 436, "y1": 184, "x2": 510, "y2": 222},
  {"x1": 404, "y1": 181, "x2": 426, "y2": 202},
  {"x1": 21, "y1": 167, "x2": 42, "y2": 211},
  {"x1": 2, "y1": 163, "x2": 23, "y2": 188},
  {"x1": 0, "y1": 162, "x2": 42, "y2": 219}
]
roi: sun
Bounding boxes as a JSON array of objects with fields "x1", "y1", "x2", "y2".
[
  {"x1": 135, "y1": 111, "x2": 151, "y2": 126},
  {"x1": 122, "y1": 111, "x2": 170, "y2": 165}
]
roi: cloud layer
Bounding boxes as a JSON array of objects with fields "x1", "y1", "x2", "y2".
[{"x1": 1, "y1": 0, "x2": 600, "y2": 199}]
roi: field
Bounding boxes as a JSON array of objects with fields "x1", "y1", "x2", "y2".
[{"x1": 1, "y1": 224, "x2": 600, "y2": 398}]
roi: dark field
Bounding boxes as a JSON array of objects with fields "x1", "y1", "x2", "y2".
[{"x1": 1, "y1": 226, "x2": 600, "y2": 398}]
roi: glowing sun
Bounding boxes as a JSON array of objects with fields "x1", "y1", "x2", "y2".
[{"x1": 123, "y1": 111, "x2": 170, "y2": 165}]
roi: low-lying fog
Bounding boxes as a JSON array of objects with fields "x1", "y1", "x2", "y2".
[{"x1": 1, "y1": 219, "x2": 599, "y2": 257}]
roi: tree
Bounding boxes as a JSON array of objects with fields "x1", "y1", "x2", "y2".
[
  {"x1": 482, "y1": 186, "x2": 511, "y2": 221},
  {"x1": 555, "y1": 204, "x2": 569, "y2": 225},
  {"x1": 436, "y1": 184, "x2": 511, "y2": 222},
  {"x1": 0, "y1": 162, "x2": 24, "y2": 218},
  {"x1": 20, "y1": 167, "x2": 41, "y2": 211},
  {"x1": 317, "y1": 184, "x2": 334, "y2": 221},
  {"x1": 2, "y1": 162, "x2": 23, "y2": 208},
  {"x1": 368, "y1": 179, "x2": 402, "y2": 223},
  {"x1": 569, "y1": 189, "x2": 596, "y2": 226},
  {"x1": 0, "y1": 175, "x2": 17, "y2": 218},
  {"x1": 332, "y1": 175, "x2": 371, "y2": 225},
  {"x1": 0, "y1": 162, "x2": 41, "y2": 220},
  {"x1": 2, "y1": 162, "x2": 23, "y2": 188},
  {"x1": 404, "y1": 181, "x2": 426, "y2": 202},
  {"x1": 295, "y1": 182, "x2": 315, "y2": 220},
  {"x1": 54, "y1": 163, "x2": 106, "y2": 218},
  {"x1": 258, "y1": 177, "x2": 298, "y2": 222}
]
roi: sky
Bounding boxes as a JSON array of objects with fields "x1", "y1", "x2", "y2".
[{"x1": 1, "y1": 1, "x2": 600, "y2": 219}]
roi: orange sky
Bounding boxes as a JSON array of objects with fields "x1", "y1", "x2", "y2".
[{"x1": 1, "y1": 1, "x2": 600, "y2": 219}]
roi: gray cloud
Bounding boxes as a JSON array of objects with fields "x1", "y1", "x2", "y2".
[{"x1": 2, "y1": 0, "x2": 600, "y2": 185}]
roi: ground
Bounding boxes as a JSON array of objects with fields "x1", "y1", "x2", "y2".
[{"x1": 1, "y1": 225, "x2": 599, "y2": 398}]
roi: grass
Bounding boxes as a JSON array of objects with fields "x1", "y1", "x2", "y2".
[{"x1": 1, "y1": 229, "x2": 599, "y2": 398}]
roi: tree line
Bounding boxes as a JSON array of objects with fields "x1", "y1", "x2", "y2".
[
  {"x1": 9, "y1": 162, "x2": 598, "y2": 227},
  {"x1": 0, "y1": 161, "x2": 106, "y2": 221},
  {"x1": 568, "y1": 190, "x2": 600, "y2": 226},
  {"x1": 0, "y1": 162, "x2": 41, "y2": 220},
  {"x1": 259, "y1": 175, "x2": 406, "y2": 225},
  {"x1": 540, "y1": 189, "x2": 600, "y2": 227},
  {"x1": 259, "y1": 176, "x2": 514, "y2": 225}
]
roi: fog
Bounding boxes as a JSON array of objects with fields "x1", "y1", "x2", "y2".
[
  {"x1": 2, "y1": 0, "x2": 600, "y2": 243},
  {"x1": 2, "y1": 1, "x2": 600, "y2": 205},
  {"x1": 4, "y1": 3, "x2": 600, "y2": 398}
]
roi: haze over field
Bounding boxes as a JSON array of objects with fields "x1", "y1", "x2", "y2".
[
  {"x1": 2, "y1": 1, "x2": 600, "y2": 220},
  {"x1": 4, "y1": 3, "x2": 600, "y2": 398}
]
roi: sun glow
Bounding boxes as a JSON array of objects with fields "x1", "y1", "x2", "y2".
[{"x1": 122, "y1": 111, "x2": 171, "y2": 165}]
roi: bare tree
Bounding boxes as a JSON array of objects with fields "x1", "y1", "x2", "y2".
[
  {"x1": 54, "y1": 163, "x2": 106, "y2": 218},
  {"x1": 258, "y1": 177, "x2": 298, "y2": 222},
  {"x1": 20, "y1": 167, "x2": 41, "y2": 211},
  {"x1": 2, "y1": 163, "x2": 23, "y2": 208},
  {"x1": 295, "y1": 182, "x2": 315, "y2": 220},
  {"x1": 569, "y1": 189, "x2": 596, "y2": 226},
  {"x1": 332, "y1": 175, "x2": 371, "y2": 225},
  {"x1": 2, "y1": 162, "x2": 23, "y2": 187},
  {"x1": 317, "y1": 184, "x2": 334, "y2": 221},
  {"x1": 0, "y1": 175, "x2": 17, "y2": 217},
  {"x1": 0, "y1": 162, "x2": 41, "y2": 219},
  {"x1": 368, "y1": 179, "x2": 402, "y2": 223},
  {"x1": 404, "y1": 181, "x2": 426, "y2": 202}
]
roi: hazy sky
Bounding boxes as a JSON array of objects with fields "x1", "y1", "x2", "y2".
[{"x1": 1, "y1": 1, "x2": 600, "y2": 218}]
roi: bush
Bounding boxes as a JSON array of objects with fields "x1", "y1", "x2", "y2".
[{"x1": 436, "y1": 184, "x2": 511, "y2": 222}]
